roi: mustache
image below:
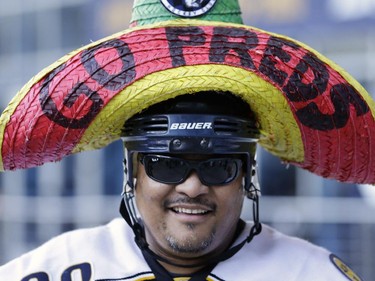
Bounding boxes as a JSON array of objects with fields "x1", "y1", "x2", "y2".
[{"x1": 164, "y1": 197, "x2": 216, "y2": 210}]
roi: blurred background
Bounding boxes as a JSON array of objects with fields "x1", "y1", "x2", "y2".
[{"x1": 0, "y1": 0, "x2": 374, "y2": 279}]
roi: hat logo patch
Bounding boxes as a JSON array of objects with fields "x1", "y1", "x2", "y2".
[{"x1": 160, "y1": 0, "x2": 217, "y2": 17}]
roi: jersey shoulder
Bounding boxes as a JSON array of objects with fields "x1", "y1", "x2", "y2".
[
  {"x1": 0, "y1": 218, "x2": 144, "y2": 280},
  {"x1": 213, "y1": 222, "x2": 363, "y2": 281}
]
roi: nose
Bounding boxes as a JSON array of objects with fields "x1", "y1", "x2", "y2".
[{"x1": 175, "y1": 171, "x2": 209, "y2": 198}]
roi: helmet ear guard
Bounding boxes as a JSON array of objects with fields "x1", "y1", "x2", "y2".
[
  {"x1": 122, "y1": 149, "x2": 138, "y2": 190},
  {"x1": 245, "y1": 156, "x2": 261, "y2": 200}
]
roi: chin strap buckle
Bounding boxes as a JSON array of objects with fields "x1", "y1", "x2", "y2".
[{"x1": 134, "y1": 223, "x2": 149, "y2": 249}]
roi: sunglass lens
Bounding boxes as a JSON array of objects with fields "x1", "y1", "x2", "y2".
[
  {"x1": 144, "y1": 155, "x2": 187, "y2": 184},
  {"x1": 199, "y1": 159, "x2": 239, "y2": 185}
]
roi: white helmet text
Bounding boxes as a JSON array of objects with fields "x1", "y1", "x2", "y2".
[{"x1": 170, "y1": 122, "x2": 212, "y2": 130}]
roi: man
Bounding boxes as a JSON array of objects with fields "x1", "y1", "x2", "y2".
[
  {"x1": 120, "y1": 92, "x2": 262, "y2": 278},
  {"x1": 0, "y1": 92, "x2": 362, "y2": 280},
  {"x1": 0, "y1": 0, "x2": 372, "y2": 280}
]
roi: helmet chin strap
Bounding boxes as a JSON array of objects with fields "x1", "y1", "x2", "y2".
[{"x1": 119, "y1": 180, "x2": 262, "y2": 269}]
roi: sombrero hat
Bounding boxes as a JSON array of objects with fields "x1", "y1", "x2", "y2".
[{"x1": 1, "y1": 0, "x2": 375, "y2": 184}]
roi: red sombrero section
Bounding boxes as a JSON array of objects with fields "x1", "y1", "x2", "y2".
[{"x1": 1, "y1": 20, "x2": 375, "y2": 183}]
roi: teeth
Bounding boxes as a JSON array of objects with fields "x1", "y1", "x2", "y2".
[{"x1": 173, "y1": 207, "x2": 208, "y2": 215}]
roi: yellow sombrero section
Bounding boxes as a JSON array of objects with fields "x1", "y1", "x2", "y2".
[{"x1": 75, "y1": 64, "x2": 304, "y2": 162}]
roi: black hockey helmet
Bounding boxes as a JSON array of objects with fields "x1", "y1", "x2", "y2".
[{"x1": 121, "y1": 91, "x2": 260, "y2": 193}]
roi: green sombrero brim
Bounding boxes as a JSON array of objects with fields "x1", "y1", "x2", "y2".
[{"x1": 1, "y1": 19, "x2": 375, "y2": 184}]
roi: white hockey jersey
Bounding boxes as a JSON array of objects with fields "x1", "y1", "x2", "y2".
[{"x1": 0, "y1": 218, "x2": 362, "y2": 281}]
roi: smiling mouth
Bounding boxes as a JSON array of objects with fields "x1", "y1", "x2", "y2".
[{"x1": 172, "y1": 207, "x2": 210, "y2": 215}]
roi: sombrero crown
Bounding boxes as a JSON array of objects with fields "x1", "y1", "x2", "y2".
[{"x1": 1, "y1": 0, "x2": 375, "y2": 184}]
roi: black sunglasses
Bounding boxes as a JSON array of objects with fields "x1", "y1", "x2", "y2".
[{"x1": 139, "y1": 154, "x2": 243, "y2": 186}]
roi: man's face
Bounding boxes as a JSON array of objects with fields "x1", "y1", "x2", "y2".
[{"x1": 134, "y1": 154, "x2": 245, "y2": 262}]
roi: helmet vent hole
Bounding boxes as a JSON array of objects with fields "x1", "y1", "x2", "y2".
[
  {"x1": 213, "y1": 119, "x2": 241, "y2": 134},
  {"x1": 122, "y1": 116, "x2": 168, "y2": 135},
  {"x1": 141, "y1": 118, "x2": 168, "y2": 133}
]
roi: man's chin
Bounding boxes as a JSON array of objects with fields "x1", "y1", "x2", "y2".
[{"x1": 165, "y1": 231, "x2": 215, "y2": 255}]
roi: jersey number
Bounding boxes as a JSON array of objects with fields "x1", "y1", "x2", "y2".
[{"x1": 21, "y1": 262, "x2": 92, "y2": 281}]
